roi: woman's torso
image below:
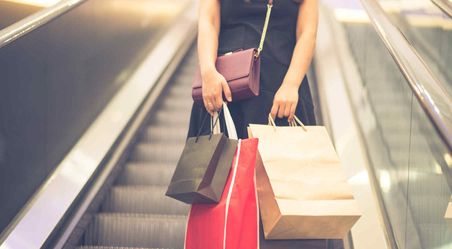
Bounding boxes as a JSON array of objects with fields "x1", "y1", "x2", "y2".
[{"x1": 218, "y1": 0, "x2": 300, "y2": 67}]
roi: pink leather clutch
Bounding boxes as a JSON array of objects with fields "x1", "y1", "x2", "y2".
[{"x1": 192, "y1": 48, "x2": 261, "y2": 102}]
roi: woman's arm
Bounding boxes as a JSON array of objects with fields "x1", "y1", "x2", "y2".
[
  {"x1": 270, "y1": 0, "x2": 319, "y2": 121},
  {"x1": 198, "y1": 0, "x2": 232, "y2": 115}
]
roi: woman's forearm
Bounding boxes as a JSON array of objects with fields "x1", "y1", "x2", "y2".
[
  {"x1": 282, "y1": 0, "x2": 318, "y2": 88},
  {"x1": 283, "y1": 33, "x2": 316, "y2": 87},
  {"x1": 197, "y1": 0, "x2": 232, "y2": 112},
  {"x1": 197, "y1": 0, "x2": 221, "y2": 77}
]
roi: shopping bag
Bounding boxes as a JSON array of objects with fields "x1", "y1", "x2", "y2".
[
  {"x1": 258, "y1": 219, "x2": 337, "y2": 249},
  {"x1": 249, "y1": 116, "x2": 361, "y2": 239},
  {"x1": 184, "y1": 138, "x2": 259, "y2": 249},
  {"x1": 166, "y1": 104, "x2": 238, "y2": 204}
]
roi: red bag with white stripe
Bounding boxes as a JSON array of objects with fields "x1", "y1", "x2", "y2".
[{"x1": 185, "y1": 104, "x2": 259, "y2": 249}]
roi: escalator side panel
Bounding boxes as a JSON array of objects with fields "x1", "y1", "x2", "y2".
[{"x1": 0, "y1": 0, "x2": 184, "y2": 234}]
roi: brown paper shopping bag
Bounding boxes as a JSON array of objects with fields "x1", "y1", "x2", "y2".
[{"x1": 249, "y1": 117, "x2": 361, "y2": 240}]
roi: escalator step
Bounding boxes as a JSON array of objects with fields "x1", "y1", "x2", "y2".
[
  {"x1": 178, "y1": 63, "x2": 196, "y2": 70},
  {"x1": 169, "y1": 76, "x2": 193, "y2": 86},
  {"x1": 377, "y1": 119, "x2": 411, "y2": 132},
  {"x1": 167, "y1": 80, "x2": 191, "y2": 90},
  {"x1": 130, "y1": 143, "x2": 184, "y2": 163},
  {"x1": 102, "y1": 186, "x2": 188, "y2": 215},
  {"x1": 166, "y1": 88, "x2": 191, "y2": 99},
  {"x1": 159, "y1": 98, "x2": 193, "y2": 112},
  {"x1": 116, "y1": 163, "x2": 175, "y2": 186},
  {"x1": 77, "y1": 48, "x2": 197, "y2": 249},
  {"x1": 141, "y1": 126, "x2": 187, "y2": 143},
  {"x1": 150, "y1": 119, "x2": 191, "y2": 129},
  {"x1": 153, "y1": 109, "x2": 191, "y2": 126},
  {"x1": 374, "y1": 110, "x2": 412, "y2": 123},
  {"x1": 84, "y1": 213, "x2": 186, "y2": 248}
]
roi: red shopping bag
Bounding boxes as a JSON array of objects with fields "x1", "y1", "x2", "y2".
[{"x1": 185, "y1": 138, "x2": 259, "y2": 249}]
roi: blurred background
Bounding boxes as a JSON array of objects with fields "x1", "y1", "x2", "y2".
[{"x1": 0, "y1": 0, "x2": 451, "y2": 249}]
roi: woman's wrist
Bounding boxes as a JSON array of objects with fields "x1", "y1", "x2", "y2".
[
  {"x1": 281, "y1": 73, "x2": 303, "y2": 89},
  {"x1": 200, "y1": 64, "x2": 217, "y2": 78}
]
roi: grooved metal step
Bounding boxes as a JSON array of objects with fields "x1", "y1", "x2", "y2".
[
  {"x1": 116, "y1": 163, "x2": 175, "y2": 186},
  {"x1": 167, "y1": 88, "x2": 191, "y2": 99},
  {"x1": 76, "y1": 47, "x2": 197, "y2": 248},
  {"x1": 141, "y1": 126, "x2": 187, "y2": 143},
  {"x1": 102, "y1": 186, "x2": 189, "y2": 214},
  {"x1": 84, "y1": 214, "x2": 186, "y2": 248},
  {"x1": 159, "y1": 99, "x2": 193, "y2": 112},
  {"x1": 130, "y1": 143, "x2": 184, "y2": 162},
  {"x1": 152, "y1": 109, "x2": 191, "y2": 126}
]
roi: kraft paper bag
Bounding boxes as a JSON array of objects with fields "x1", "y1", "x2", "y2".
[{"x1": 249, "y1": 123, "x2": 361, "y2": 240}]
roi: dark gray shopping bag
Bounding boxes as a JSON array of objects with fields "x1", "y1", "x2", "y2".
[{"x1": 166, "y1": 104, "x2": 238, "y2": 204}]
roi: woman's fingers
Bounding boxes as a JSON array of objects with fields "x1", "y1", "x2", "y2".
[
  {"x1": 288, "y1": 102, "x2": 296, "y2": 122},
  {"x1": 277, "y1": 101, "x2": 287, "y2": 118},
  {"x1": 284, "y1": 102, "x2": 291, "y2": 117},
  {"x1": 203, "y1": 94, "x2": 214, "y2": 116},
  {"x1": 212, "y1": 79, "x2": 225, "y2": 110},
  {"x1": 205, "y1": 89, "x2": 221, "y2": 114},
  {"x1": 203, "y1": 89, "x2": 216, "y2": 116},
  {"x1": 270, "y1": 101, "x2": 280, "y2": 119},
  {"x1": 272, "y1": 85, "x2": 299, "y2": 122},
  {"x1": 213, "y1": 91, "x2": 222, "y2": 110},
  {"x1": 201, "y1": 70, "x2": 227, "y2": 115},
  {"x1": 273, "y1": 100, "x2": 296, "y2": 121},
  {"x1": 221, "y1": 81, "x2": 232, "y2": 102},
  {"x1": 210, "y1": 98, "x2": 218, "y2": 114}
]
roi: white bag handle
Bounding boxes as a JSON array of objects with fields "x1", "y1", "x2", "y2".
[
  {"x1": 223, "y1": 102, "x2": 238, "y2": 139},
  {"x1": 211, "y1": 103, "x2": 238, "y2": 139}
]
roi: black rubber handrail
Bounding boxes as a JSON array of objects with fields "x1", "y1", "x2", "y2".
[
  {"x1": 432, "y1": 0, "x2": 452, "y2": 17},
  {"x1": 0, "y1": 0, "x2": 86, "y2": 49},
  {"x1": 360, "y1": 0, "x2": 452, "y2": 152}
]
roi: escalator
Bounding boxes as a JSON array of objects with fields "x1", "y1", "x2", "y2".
[
  {"x1": 0, "y1": 1, "x2": 344, "y2": 247},
  {"x1": 1, "y1": 0, "x2": 451, "y2": 249},
  {"x1": 76, "y1": 47, "x2": 196, "y2": 249}
]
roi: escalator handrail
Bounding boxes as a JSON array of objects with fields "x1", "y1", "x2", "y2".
[
  {"x1": 360, "y1": 0, "x2": 452, "y2": 152},
  {"x1": 432, "y1": 0, "x2": 452, "y2": 17},
  {"x1": 0, "y1": 0, "x2": 86, "y2": 49}
]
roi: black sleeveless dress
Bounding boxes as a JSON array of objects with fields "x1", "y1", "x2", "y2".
[{"x1": 187, "y1": 0, "x2": 316, "y2": 139}]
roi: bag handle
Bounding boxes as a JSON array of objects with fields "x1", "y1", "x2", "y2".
[
  {"x1": 222, "y1": 102, "x2": 238, "y2": 139},
  {"x1": 255, "y1": 0, "x2": 273, "y2": 58},
  {"x1": 268, "y1": 114, "x2": 307, "y2": 132},
  {"x1": 212, "y1": 103, "x2": 238, "y2": 140},
  {"x1": 195, "y1": 108, "x2": 223, "y2": 142}
]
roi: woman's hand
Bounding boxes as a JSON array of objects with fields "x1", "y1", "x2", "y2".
[
  {"x1": 201, "y1": 69, "x2": 232, "y2": 115},
  {"x1": 270, "y1": 83, "x2": 299, "y2": 122}
]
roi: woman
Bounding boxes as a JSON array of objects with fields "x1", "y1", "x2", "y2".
[{"x1": 188, "y1": 0, "x2": 318, "y2": 138}]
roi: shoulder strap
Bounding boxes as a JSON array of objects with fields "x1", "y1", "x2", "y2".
[{"x1": 256, "y1": 0, "x2": 273, "y2": 58}]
